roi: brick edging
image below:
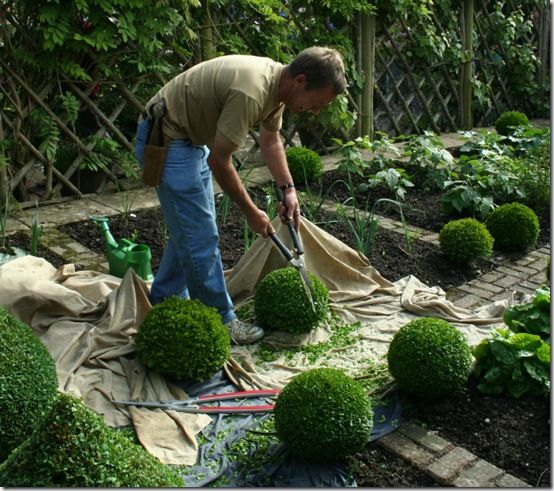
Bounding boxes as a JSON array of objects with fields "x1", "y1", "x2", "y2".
[{"x1": 376, "y1": 422, "x2": 531, "y2": 487}]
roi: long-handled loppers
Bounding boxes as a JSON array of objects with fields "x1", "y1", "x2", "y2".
[{"x1": 112, "y1": 388, "x2": 280, "y2": 414}]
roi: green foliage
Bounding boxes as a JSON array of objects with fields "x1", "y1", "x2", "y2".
[
  {"x1": 7, "y1": 1, "x2": 199, "y2": 80},
  {"x1": 135, "y1": 297, "x2": 230, "y2": 382},
  {"x1": 285, "y1": 147, "x2": 323, "y2": 184},
  {"x1": 274, "y1": 368, "x2": 373, "y2": 462},
  {"x1": 439, "y1": 218, "x2": 493, "y2": 263},
  {"x1": 0, "y1": 306, "x2": 58, "y2": 462},
  {"x1": 473, "y1": 328, "x2": 550, "y2": 398},
  {"x1": 387, "y1": 317, "x2": 472, "y2": 399},
  {"x1": 503, "y1": 287, "x2": 550, "y2": 340},
  {"x1": 485, "y1": 202, "x2": 540, "y2": 252},
  {"x1": 254, "y1": 267, "x2": 329, "y2": 334},
  {"x1": 495, "y1": 111, "x2": 530, "y2": 136},
  {"x1": 0, "y1": 393, "x2": 184, "y2": 486}
]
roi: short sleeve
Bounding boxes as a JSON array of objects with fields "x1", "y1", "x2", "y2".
[{"x1": 217, "y1": 91, "x2": 261, "y2": 148}]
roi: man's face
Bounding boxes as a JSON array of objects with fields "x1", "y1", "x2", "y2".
[{"x1": 286, "y1": 75, "x2": 337, "y2": 114}]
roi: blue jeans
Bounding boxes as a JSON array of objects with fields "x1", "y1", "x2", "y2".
[{"x1": 135, "y1": 118, "x2": 235, "y2": 324}]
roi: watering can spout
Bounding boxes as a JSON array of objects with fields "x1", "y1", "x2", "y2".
[
  {"x1": 90, "y1": 215, "x2": 153, "y2": 281},
  {"x1": 90, "y1": 216, "x2": 118, "y2": 251}
]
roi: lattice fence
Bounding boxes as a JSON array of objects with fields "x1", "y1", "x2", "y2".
[{"x1": 0, "y1": 0, "x2": 549, "y2": 208}]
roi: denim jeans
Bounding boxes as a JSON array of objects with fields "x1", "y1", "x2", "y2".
[{"x1": 135, "y1": 118, "x2": 235, "y2": 324}]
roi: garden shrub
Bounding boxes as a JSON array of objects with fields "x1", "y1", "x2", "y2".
[
  {"x1": 254, "y1": 267, "x2": 329, "y2": 334},
  {"x1": 285, "y1": 146, "x2": 323, "y2": 184},
  {"x1": 503, "y1": 286, "x2": 550, "y2": 340},
  {"x1": 387, "y1": 317, "x2": 472, "y2": 399},
  {"x1": 473, "y1": 328, "x2": 550, "y2": 398},
  {"x1": 485, "y1": 202, "x2": 540, "y2": 252},
  {"x1": 0, "y1": 393, "x2": 183, "y2": 486},
  {"x1": 135, "y1": 296, "x2": 230, "y2": 382},
  {"x1": 439, "y1": 218, "x2": 493, "y2": 263},
  {"x1": 274, "y1": 368, "x2": 373, "y2": 462},
  {"x1": 0, "y1": 306, "x2": 58, "y2": 462},
  {"x1": 495, "y1": 110, "x2": 530, "y2": 136}
]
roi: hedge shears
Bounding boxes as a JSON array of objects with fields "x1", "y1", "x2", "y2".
[
  {"x1": 268, "y1": 185, "x2": 316, "y2": 313},
  {"x1": 112, "y1": 388, "x2": 280, "y2": 414}
]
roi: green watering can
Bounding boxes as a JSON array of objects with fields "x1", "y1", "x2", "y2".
[{"x1": 90, "y1": 216, "x2": 153, "y2": 281}]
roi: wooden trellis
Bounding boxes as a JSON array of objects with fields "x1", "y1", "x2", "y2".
[{"x1": 0, "y1": 0, "x2": 548, "y2": 208}]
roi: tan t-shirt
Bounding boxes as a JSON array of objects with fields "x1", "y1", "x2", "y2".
[{"x1": 147, "y1": 55, "x2": 285, "y2": 147}]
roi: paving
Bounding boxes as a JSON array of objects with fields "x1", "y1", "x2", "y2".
[{"x1": 3, "y1": 128, "x2": 549, "y2": 487}]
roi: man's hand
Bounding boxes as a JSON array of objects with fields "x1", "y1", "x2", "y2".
[
  {"x1": 245, "y1": 207, "x2": 275, "y2": 238},
  {"x1": 278, "y1": 187, "x2": 301, "y2": 230}
]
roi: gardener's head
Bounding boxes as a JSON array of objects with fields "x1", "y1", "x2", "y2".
[{"x1": 281, "y1": 46, "x2": 346, "y2": 114}]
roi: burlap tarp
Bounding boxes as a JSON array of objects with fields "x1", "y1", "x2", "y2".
[{"x1": 0, "y1": 217, "x2": 512, "y2": 465}]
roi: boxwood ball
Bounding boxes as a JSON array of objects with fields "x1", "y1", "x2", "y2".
[
  {"x1": 0, "y1": 306, "x2": 58, "y2": 462},
  {"x1": 135, "y1": 296, "x2": 230, "y2": 382},
  {"x1": 274, "y1": 368, "x2": 373, "y2": 462},
  {"x1": 387, "y1": 317, "x2": 472, "y2": 399},
  {"x1": 254, "y1": 267, "x2": 329, "y2": 334}
]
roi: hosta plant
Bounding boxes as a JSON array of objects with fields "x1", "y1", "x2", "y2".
[
  {"x1": 387, "y1": 317, "x2": 472, "y2": 399},
  {"x1": 254, "y1": 267, "x2": 329, "y2": 334},
  {"x1": 473, "y1": 328, "x2": 550, "y2": 398},
  {"x1": 274, "y1": 368, "x2": 373, "y2": 462},
  {"x1": 135, "y1": 296, "x2": 230, "y2": 382},
  {"x1": 503, "y1": 287, "x2": 550, "y2": 340},
  {"x1": 439, "y1": 218, "x2": 493, "y2": 263}
]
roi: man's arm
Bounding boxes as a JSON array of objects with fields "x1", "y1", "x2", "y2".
[
  {"x1": 208, "y1": 130, "x2": 273, "y2": 237},
  {"x1": 259, "y1": 126, "x2": 301, "y2": 228}
]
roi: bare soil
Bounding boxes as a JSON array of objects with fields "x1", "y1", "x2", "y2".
[{"x1": 2, "y1": 181, "x2": 550, "y2": 487}]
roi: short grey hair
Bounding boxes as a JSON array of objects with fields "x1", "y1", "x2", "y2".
[{"x1": 288, "y1": 46, "x2": 347, "y2": 94}]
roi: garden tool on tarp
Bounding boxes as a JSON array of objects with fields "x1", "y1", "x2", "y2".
[
  {"x1": 268, "y1": 184, "x2": 316, "y2": 313},
  {"x1": 113, "y1": 388, "x2": 280, "y2": 414}
]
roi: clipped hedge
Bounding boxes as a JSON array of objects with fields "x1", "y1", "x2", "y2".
[
  {"x1": 439, "y1": 218, "x2": 493, "y2": 263},
  {"x1": 285, "y1": 146, "x2": 323, "y2": 184},
  {"x1": 0, "y1": 306, "x2": 58, "y2": 462},
  {"x1": 274, "y1": 368, "x2": 373, "y2": 462},
  {"x1": 254, "y1": 267, "x2": 329, "y2": 334},
  {"x1": 135, "y1": 296, "x2": 230, "y2": 381},
  {"x1": 495, "y1": 110, "x2": 530, "y2": 136},
  {"x1": 387, "y1": 317, "x2": 472, "y2": 399},
  {"x1": 0, "y1": 393, "x2": 183, "y2": 486},
  {"x1": 485, "y1": 202, "x2": 540, "y2": 252}
]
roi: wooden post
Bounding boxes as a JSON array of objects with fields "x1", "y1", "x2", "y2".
[
  {"x1": 200, "y1": 0, "x2": 215, "y2": 60},
  {"x1": 355, "y1": 12, "x2": 363, "y2": 137},
  {"x1": 460, "y1": 0, "x2": 474, "y2": 129},
  {"x1": 537, "y1": 0, "x2": 550, "y2": 108},
  {"x1": 360, "y1": 13, "x2": 376, "y2": 139}
]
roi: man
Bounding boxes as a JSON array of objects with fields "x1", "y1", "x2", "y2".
[{"x1": 135, "y1": 46, "x2": 346, "y2": 345}]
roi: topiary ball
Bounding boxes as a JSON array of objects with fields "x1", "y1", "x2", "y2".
[
  {"x1": 274, "y1": 368, "x2": 373, "y2": 462},
  {"x1": 439, "y1": 218, "x2": 493, "y2": 263},
  {"x1": 254, "y1": 267, "x2": 329, "y2": 334},
  {"x1": 485, "y1": 202, "x2": 540, "y2": 253},
  {"x1": 0, "y1": 393, "x2": 184, "y2": 487},
  {"x1": 135, "y1": 296, "x2": 230, "y2": 382},
  {"x1": 0, "y1": 306, "x2": 58, "y2": 462},
  {"x1": 495, "y1": 110, "x2": 530, "y2": 136},
  {"x1": 387, "y1": 317, "x2": 472, "y2": 399},
  {"x1": 285, "y1": 146, "x2": 323, "y2": 184}
]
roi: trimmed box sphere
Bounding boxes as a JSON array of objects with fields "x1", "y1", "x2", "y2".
[
  {"x1": 387, "y1": 317, "x2": 472, "y2": 398},
  {"x1": 274, "y1": 368, "x2": 373, "y2": 462},
  {"x1": 135, "y1": 296, "x2": 230, "y2": 381}
]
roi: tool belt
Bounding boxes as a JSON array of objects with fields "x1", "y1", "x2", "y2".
[{"x1": 141, "y1": 99, "x2": 170, "y2": 187}]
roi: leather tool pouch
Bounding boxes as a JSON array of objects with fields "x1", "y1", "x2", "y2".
[{"x1": 142, "y1": 100, "x2": 168, "y2": 187}]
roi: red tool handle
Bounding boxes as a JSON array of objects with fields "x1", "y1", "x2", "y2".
[{"x1": 197, "y1": 389, "x2": 280, "y2": 402}]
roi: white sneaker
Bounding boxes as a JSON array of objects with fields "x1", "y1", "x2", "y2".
[{"x1": 225, "y1": 318, "x2": 265, "y2": 345}]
